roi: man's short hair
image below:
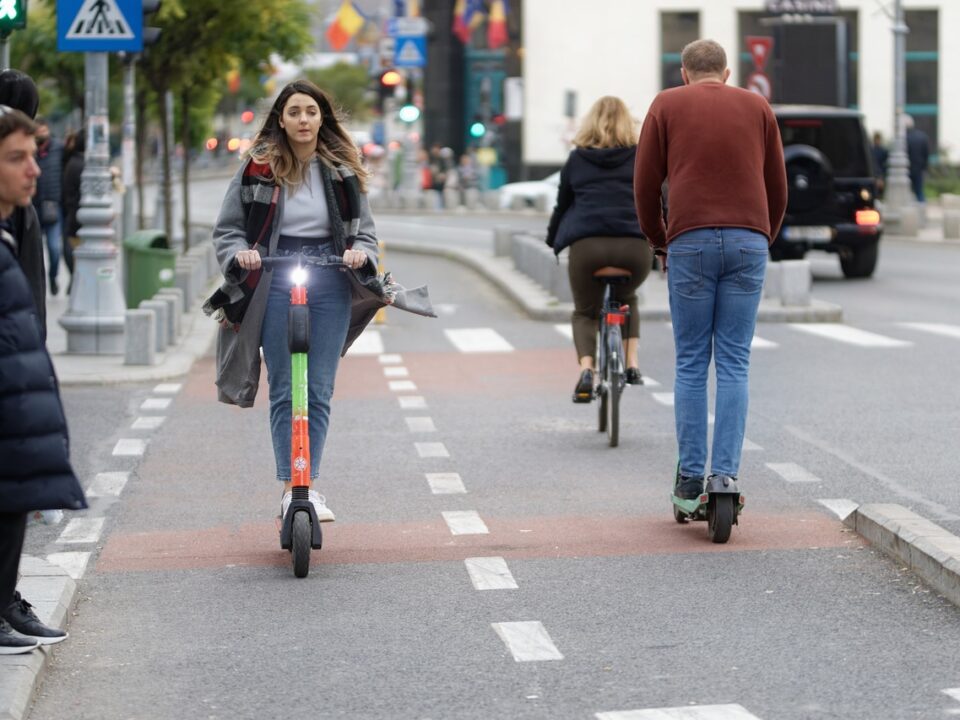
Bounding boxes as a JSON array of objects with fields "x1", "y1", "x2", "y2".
[
  {"x1": 0, "y1": 105, "x2": 38, "y2": 143},
  {"x1": 681, "y1": 39, "x2": 727, "y2": 76}
]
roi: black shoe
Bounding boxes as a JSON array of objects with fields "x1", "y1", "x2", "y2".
[
  {"x1": 49, "y1": 277, "x2": 58, "y2": 296},
  {"x1": 3, "y1": 592, "x2": 68, "y2": 645},
  {"x1": 625, "y1": 367, "x2": 644, "y2": 385},
  {"x1": 674, "y1": 475, "x2": 705, "y2": 500},
  {"x1": 0, "y1": 617, "x2": 39, "y2": 654},
  {"x1": 572, "y1": 369, "x2": 594, "y2": 403}
]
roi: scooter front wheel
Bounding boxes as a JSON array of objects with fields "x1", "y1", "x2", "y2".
[
  {"x1": 708, "y1": 495, "x2": 735, "y2": 544},
  {"x1": 291, "y1": 510, "x2": 312, "y2": 577}
]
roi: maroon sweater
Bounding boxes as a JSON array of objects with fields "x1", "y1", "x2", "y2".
[{"x1": 634, "y1": 82, "x2": 787, "y2": 250}]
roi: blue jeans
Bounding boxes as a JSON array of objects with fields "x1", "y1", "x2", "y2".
[
  {"x1": 42, "y1": 213, "x2": 62, "y2": 282},
  {"x1": 667, "y1": 228, "x2": 768, "y2": 478},
  {"x1": 260, "y1": 245, "x2": 351, "y2": 483}
]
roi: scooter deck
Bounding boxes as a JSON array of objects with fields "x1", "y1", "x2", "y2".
[{"x1": 671, "y1": 493, "x2": 709, "y2": 520}]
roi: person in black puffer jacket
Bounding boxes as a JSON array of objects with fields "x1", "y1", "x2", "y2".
[
  {"x1": 0, "y1": 107, "x2": 87, "y2": 655},
  {"x1": 545, "y1": 96, "x2": 652, "y2": 402}
]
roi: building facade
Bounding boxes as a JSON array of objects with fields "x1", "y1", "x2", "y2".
[{"x1": 522, "y1": 0, "x2": 956, "y2": 175}]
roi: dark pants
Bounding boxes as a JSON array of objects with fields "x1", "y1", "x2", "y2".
[
  {"x1": 567, "y1": 236, "x2": 652, "y2": 360},
  {"x1": 0, "y1": 513, "x2": 26, "y2": 610}
]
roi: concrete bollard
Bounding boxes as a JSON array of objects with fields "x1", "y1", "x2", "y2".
[
  {"x1": 151, "y1": 292, "x2": 178, "y2": 345},
  {"x1": 763, "y1": 261, "x2": 782, "y2": 300},
  {"x1": 780, "y1": 259, "x2": 812, "y2": 307},
  {"x1": 944, "y1": 210, "x2": 960, "y2": 240},
  {"x1": 552, "y1": 253, "x2": 573, "y2": 303},
  {"x1": 482, "y1": 190, "x2": 500, "y2": 210},
  {"x1": 155, "y1": 287, "x2": 184, "y2": 339},
  {"x1": 533, "y1": 243, "x2": 555, "y2": 289},
  {"x1": 464, "y1": 188, "x2": 481, "y2": 210},
  {"x1": 493, "y1": 226, "x2": 513, "y2": 257},
  {"x1": 138, "y1": 299, "x2": 169, "y2": 352},
  {"x1": 509, "y1": 195, "x2": 528, "y2": 211},
  {"x1": 897, "y1": 205, "x2": 921, "y2": 237},
  {"x1": 534, "y1": 194, "x2": 551, "y2": 214},
  {"x1": 423, "y1": 189, "x2": 441, "y2": 211},
  {"x1": 400, "y1": 191, "x2": 420, "y2": 210},
  {"x1": 443, "y1": 188, "x2": 460, "y2": 209},
  {"x1": 124, "y1": 309, "x2": 156, "y2": 366},
  {"x1": 940, "y1": 193, "x2": 960, "y2": 211}
]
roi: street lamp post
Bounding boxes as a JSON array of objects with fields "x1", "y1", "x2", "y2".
[
  {"x1": 58, "y1": 51, "x2": 126, "y2": 354},
  {"x1": 883, "y1": 0, "x2": 914, "y2": 225}
]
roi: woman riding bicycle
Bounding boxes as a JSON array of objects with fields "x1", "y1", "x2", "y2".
[{"x1": 545, "y1": 95, "x2": 652, "y2": 402}]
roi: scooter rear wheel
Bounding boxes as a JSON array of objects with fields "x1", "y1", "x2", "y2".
[
  {"x1": 291, "y1": 510, "x2": 312, "y2": 577},
  {"x1": 673, "y1": 503, "x2": 689, "y2": 524},
  {"x1": 708, "y1": 495, "x2": 735, "y2": 544}
]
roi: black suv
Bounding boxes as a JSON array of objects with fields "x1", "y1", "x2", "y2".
[{"x1": 771, "y1": 106, "x2": 882, "y2": 278}]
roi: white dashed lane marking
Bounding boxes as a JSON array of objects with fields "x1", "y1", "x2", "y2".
[
  {"x1": 426, "y1": 472, "x2": 466, "y2": 494},
  {"x1": 596, "y1": 704, "x2": 763, "y2": 719},
  {"x1": 112, "y1": 439, "x2": 147, "y2": 457},
  {"x1": 899, "y1": 322, "x2": 960, "y2": 340},
  {"x1": 464, "y1": 557, "x2": 518, "y2": 590},
  {"x1": 398, "y1": 395, "x2": 427, "y2": 409},
  {"x1": 491, "y1": 621, "x2": 563, "y2": 662},
  {"x1": 140, "y1": 397, "x2": 171, "y2": 411},
  {"x1": 57, "y1": 517, "x2": 105, "y2": 544},
  {"x1": 383, "y1": 366, "x2": 409, "y2": 378},
  {"x1": 444, "y1": 328, "x2": 514, "y2": 353},
  {"x1": 767, "y1": 462, "x2": 824, "y2": 484},
  {"x1": 86, "y1": 472, "x2": 129, "y2": 497},
  {"x1": 415, "y1": 442, "x2": 449, "y2": 458},
  {"x1": 389, "y1": 380, "x2": 417, "y2": 392},
  {"x1": 346, "y1": 330, "x2": 384, "y2": 355},
  {"x1": 789, "y1": 323, "x2": 912, "y2": 348},
  {"x1": 405, "y1": 417, "x2": 436, "y2": 433},
  {"x1": 153, "y1": 383, "x2": 181, "y2": 394},
  {"x1": 378, "y1": 353, "x2": 403, "y2": 364},
  {"x1": 442, "y1": 511, "x2": 489, "y2": 535},
  {"x1": 132, "y1": 416, "x2": 165, "y2": 430}
]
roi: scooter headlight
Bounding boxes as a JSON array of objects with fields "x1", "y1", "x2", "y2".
[{"x1": 291, "y1": 266, "x2": 307, "y2": 286}]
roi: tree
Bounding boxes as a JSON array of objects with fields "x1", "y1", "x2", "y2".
[{"x1": 306, "y1": 62, "x2": 376, "y2": 123}]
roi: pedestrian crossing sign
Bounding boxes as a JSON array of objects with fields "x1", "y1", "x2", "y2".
[
  {"x1": 394, "y1": 36, "x2": 426, "y2": 68},
  {"x1": 57, "y1": 0, "x2": 145, "y2": 52}
]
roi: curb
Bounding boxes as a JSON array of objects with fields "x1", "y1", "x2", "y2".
[
  {"x1": 843, "y1": 504, "x2": 960, "y2": 607},
  {"x1": 0, "y1": 556, "x2": 76, "y2": 720},
  {"x1": 386, "y1": 239, "x2": 843, "y2": 323}
]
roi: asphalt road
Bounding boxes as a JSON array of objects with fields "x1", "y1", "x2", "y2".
[{"x1": 23, "y1": 215, "x2": 960, "y2": 718}]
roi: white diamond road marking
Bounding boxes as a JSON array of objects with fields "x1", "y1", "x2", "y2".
[
  {"x1": 465, "y1": 557, "x2": 518, "y2": 590},
  {"x1": 86, "y1": 472, "x2": 129, "y2": 497},
  {"x1": 415, "y1": 442, "x2": 449, "y2": 458},
  {"x1": 444, "y1": 327, "x2": 514, "y2": 353},
  {"x1": 153, "y1": 383, "x2": 182, "y2": 394},
  {"x1": 899, "y1": 322, "x2": 960, "y2": 340},
  {"x1": 767, "y1": 462, "x2": 823, "y2": 483},
  {"x1": 789, "y1": 323, "x2": 912, "y2": 348},
  {"x1": 943, "y1": 688, "x2": 960, "y2": 703},
  {"x1": 378, "y1": 353, "x2": 403, "y2": 364},
  {"x1": 57, "y1": 517, "x2": 105, "y2": 544},
  {"x1": 389, "y1": 380, "x2": 417, "y2": 392},
  {"x1": 596, "y1": 705, "x2": 763, "y2": 719},
  {"x1": 140, "y1": 397, "x2": 171, "y2": 411},
  {"x1": 405, "y1": 417, "x2": 436, "y2": 433},
  {"x1": 112, "y1": 438, "x2": 147, "y2": 457},
  {"x1": 554, "y1": 323, "x2": 573, "y2": 340},
  {"x1": 751, "y1": 335, "x2": 778, "y2": 349},
  {"x1": 442, "y1": 510, "x2": 489, "y2": 535},
  {"x1": 46, "y1": 552, "x2": 91, "y2": 580},
  {"x1": 818, "y1": 498, "x2": 859, "y2": 521},
  {"x1": 398, "y1": 395, "x2": 427, "y2": 409},
  {"x1": 426, "y1": 472, "x2": 466, "y2": 494},
  {"x1": 492, "y1": 621, "x2": 563, "y2": 662},
  {"x1": 132, "y1": 416, "x2": 165, "y2": 430},
  {"x1": 383, "y1": 366, "x2": 409, "y2": 378},
  {"x1": 346, "y1": 330, "x2": 384, "y2": 355}
]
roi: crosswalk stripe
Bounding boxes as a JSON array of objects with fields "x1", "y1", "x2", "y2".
[
  {"x1": 442, "y1": 510, "x2": 489, "y2": 535},
  {"x1": 378, "y1": 353, "x2": 403, "y2": 364},
  {"x1": 46, "y1": 552, "x2": 90, "y2": 579},
  {"x1": 751, "y1": 335, "x2": 778, "y2": 349},
  {"x1": 398, "y1": 395, "x2": 427, "y2": 409},
  {"x1": 651, "y1": 393, "x2": 713, "y2": 423},
  {"x1": 347, "y1": 330, "x2": 384, "y2": 355},
  {"x1": 899, "y1": 322, "x2": 960, "y2": 340},
  {"x1": 554, "y1": 324, "x2": 573, "y2": 340},
  {"x1": 465, "y1": 557, "x2": 518, "y2": 590},
  {"x1": 383, "y1": 366, "x2": 409, "y2": 378},
  {"x1": 112, "y1": 439, "x2": 147, "y2": 456},
  {"x1": 596, "y1": 705, "x2": 763, "y2": 719},
  {"x1": 152, "y1": 383, "x2": 181, "y2": 394},
  {"x1": 492, "y1": 621, "x2": 563, "y2": 661},
  {"x1": 426, "y1": 472, "x2": 466, "y2": 494},
  {"x1": 405, "y1": 417, "x2": 436, "y2": 432},
  {"x1": 789, "y1": 323, "x2": 912, "y2": 348},
  {"x1": 444, "y1": 328, "x2": 514, "y2": 353},
  {"x1": 131, "y1": 416, "x2": 165, "y2": 430},
  {"x1": 943, "y1": 688, "x2": 960, "y2": 703},
  {"x1": 415, "y1": 442, "x2": 449, "y2": 458},
  {"x1": 767, "y1": 462, "x2": 823, "y2": 483},
  {"x1": 140, "y1": 397, "x2": 171, "y2": 411},
  {"x1": 389, "y1": 380, "x2": 417, "y2": 392},
  {"x1": 86, "y1": 472, "x2": 129, "y2": 497},
  {"x1": 57, "y1": 517, "x2": 105, "y2": 544}
]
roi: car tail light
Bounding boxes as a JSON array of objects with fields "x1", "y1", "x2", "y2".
[{"x1": 855, "y1": 209, "x2": 881, "y2": 226}]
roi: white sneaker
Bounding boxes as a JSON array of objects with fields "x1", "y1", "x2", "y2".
[{"x1": 280, "y1": 490, "x2": 335, "y2": 522}]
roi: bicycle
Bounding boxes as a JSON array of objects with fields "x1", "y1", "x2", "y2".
[{"x1": 593, "y1": 267, "x2": 632, "y2": 448}]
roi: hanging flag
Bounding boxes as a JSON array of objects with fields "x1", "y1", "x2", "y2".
[
  {"x1": 393, "y1": 0, "x2": 405, "y2": 17},
  {"x1": 487, "y1": 0, "x2": 508, "y2": 49},
  {"x1": 467, "y1": 0, "x2": 486, "y2": 33},
  {"x1": 405, "y1": 0, "x2": 420, "y2": 17},
  {"x1": 453, "y1": 0, "x2": 470, "y2": 43},
  {"x1": 326, "y1": 1, "x2": 366, "y2": 51}
]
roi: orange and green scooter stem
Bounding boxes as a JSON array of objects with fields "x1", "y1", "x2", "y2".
[{"x1": 290, "y1": 284, "x2": 310, "y2": 489}]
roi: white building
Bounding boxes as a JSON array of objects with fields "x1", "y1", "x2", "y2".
[{"x1": 521, "y1": 0, "x2": 956, "y2": 172}]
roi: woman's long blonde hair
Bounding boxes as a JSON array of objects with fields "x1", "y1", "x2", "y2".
[
  {"x1": 249, "y1": 79, "x2": 368, "y2": 191},
  {"x1": 572, "y1": 96, "x2": 637, "y2": 149}
]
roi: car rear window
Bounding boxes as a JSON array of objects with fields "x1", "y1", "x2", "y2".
[{"x1": 777, "y1": 117, "x2": 870, "y2": 177}]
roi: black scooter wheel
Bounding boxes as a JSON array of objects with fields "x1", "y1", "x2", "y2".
[
  {"x1": 291, "y1": 510, "x2": 312, "y2": 577},
  {"x1": 708, "y1": 495, "x2": 735, "y2": 544},
  {"x1": 673, "y1": 504, "x2": 688, "y2": 524}
]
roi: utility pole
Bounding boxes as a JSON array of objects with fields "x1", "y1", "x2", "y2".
[
  {"x1": 121, "y1": 52, "x2": 136, "y2": 241},
  {"x1": 883, "y1": 0, "x2": 914, "y2": 226}
]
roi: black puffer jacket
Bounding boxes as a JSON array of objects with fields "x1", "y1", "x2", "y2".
[
  {"x1": 0, "y1": 235, "x2": 86, "y2": 514},
  {"x1": 545, "y1": 146, "x2": 645, "y2": 255}
]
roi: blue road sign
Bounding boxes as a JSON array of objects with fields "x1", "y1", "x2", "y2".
[
  {"x1": 391, "y1": 15, "x2": 427, "y2": 68},
  {"x1": 58, "y1": 0, "x2": 144, "y2": 52}
]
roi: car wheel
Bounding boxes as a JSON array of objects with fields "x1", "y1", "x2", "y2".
[{"x1": 839, "y1": 242, "x2": 879, "y2": 278}]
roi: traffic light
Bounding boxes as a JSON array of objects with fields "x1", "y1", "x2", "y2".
[
  {"x1": 398, "y1": 104, "x2": 420, "y2": 123},
  {"x1": 0, "y1": 0, "x2": 27, "y2": 36},
  {"x1": 469, "y1": 119, "x2": 486, "y2": 139},
  {"x1": 142, "y1": 0, "x2": 162, "y2": 48},
  {"x1": 377, "y1": 69, "x2": 403, "y2": 113}
]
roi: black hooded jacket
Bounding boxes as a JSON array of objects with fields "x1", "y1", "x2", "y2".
[{"x1": 545, "y1": 146, "x2": 645, "y2": 255}]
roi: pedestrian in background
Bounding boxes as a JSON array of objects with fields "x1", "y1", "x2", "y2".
[
  {"x1": 206, "y1": 79, "x2": 433, "y2": 525},
  {"x1": 61, "y1": 130, "x2": 85, "y2": 293},
  {"x1": 0, "y1": 70, "x2": 46, "y2": 337},
  {"x1": 904, "y1": 114, "x2": 930, "y2": 204},
  {"x1": 634, "y1": 39, "x2": 787, "y2": 501},
  {"x1": 32, "y1": 118, "x2": 64, "y2": 295},
  {"x1": 545, "y1": 95, "x2": 652, "y2": 402},
  {"x1": 871, "y1": 131, "x2": 888, "y2": 198},
  {"x1": 0, "y1": 105, "x2": 87, "y2": 655}
]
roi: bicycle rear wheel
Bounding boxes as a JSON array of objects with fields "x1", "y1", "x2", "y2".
[{"x1": 606, "y1": 325, "x2": 623, "y2": 447}]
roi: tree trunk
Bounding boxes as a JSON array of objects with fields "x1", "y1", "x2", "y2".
[
  {"x1": 157, "y1": 89, "x2": 173, "y2": 244},
  {"x1": 180, "y1": 87, "x2": 191, "y2": 253},
  {"x1": 135, "y1": 84, "x2": 148, "y2": 231}
]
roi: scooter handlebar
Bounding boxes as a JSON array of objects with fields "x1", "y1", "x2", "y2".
[{"x1": 258, "y1": 253, "x2": 345, "y2": 269}]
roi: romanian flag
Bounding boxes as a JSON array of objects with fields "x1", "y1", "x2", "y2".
[
  {"x1": 404, "y1": 0, "x2": 421, "y2": 16},
  {"x1": 452, "y1": 0, "x2": 470, "y2": 43},
  {"x1": 487, "y1": 0, "x2": 508, "y2": 49},
  {"x1": 326, "y1": 1, "x2": 366, "y2": 51}
]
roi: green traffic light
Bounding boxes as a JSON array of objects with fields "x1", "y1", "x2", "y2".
[
  {"x1": 0, "y1": 0, "x2": 26, "y2": 32},
  {"x1": 398, "y1": 104, "x2": 420, "y2": 123},
  {"x1": 469, "y1": 121, "x2": 486, "y2": 138}
]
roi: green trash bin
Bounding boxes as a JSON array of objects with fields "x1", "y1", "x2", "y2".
[{"x1": 123, "y1": 229, "x2": 175, "y2": 309}]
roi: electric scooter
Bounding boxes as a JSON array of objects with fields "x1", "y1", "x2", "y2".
[
  {"x1": 260, "y1": 251, "x2": 346, "y2": 578},
  {"x1": 670, "y1": 462, "x2": 744, "y2": 544}
]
